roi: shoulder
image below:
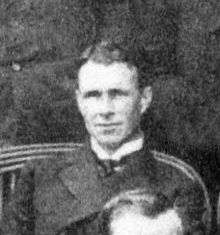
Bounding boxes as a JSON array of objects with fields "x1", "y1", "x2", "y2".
[
  {"x1": 150, "y1": 149, "x2": 210, "y2": 204},
  {"x1": 150, "y1": 149, "x2": 208, "y2": 194},
  {"x1": 151, "y1": 150, "x2": 212, "y2": 232},
  {"x1": 151, "y1": 150, "x2": 201, "y2": 183}
]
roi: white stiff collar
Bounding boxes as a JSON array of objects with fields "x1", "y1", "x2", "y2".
[{"x1": 91, "y1": 134, "x2": 144, "y2": 161}]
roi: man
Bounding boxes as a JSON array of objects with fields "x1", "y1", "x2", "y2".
[
  {"x1": 105, "y1": 189, "x2": 207, "y2": 235},
  {"x1": 103, "y1": 189, "x2": 190, "y2": 235},
  {"x1": 2, "y1": 41, "x2": 211, "y2": 234},
  {"x1": 105, "y1": 190, "x2": 183, "y2": 235}
]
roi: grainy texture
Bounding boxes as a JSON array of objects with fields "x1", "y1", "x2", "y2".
[
  {"x1": 0, "y1": 0, "x2": 219, "y2": 150},
  {"x1": 0, "y1": 1, "x2": 219, "y2": 233}
]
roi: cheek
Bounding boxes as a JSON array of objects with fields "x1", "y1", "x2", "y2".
[
  {"x1": 79, "y1": 101, "x2": 98, "y2": 119},
  {"x1": 116, "y1": 97, "x2": 140, "y2": 115},
  {"x1": 118, "y1": 101, "x2": 141, "y2": 124}
]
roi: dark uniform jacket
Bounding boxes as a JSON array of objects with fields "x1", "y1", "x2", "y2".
[{"x1": 1, "y1": 140, "x2": 211, "y2": 235}]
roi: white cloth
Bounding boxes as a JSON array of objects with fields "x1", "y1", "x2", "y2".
[{"x1": 91, "y1": 135, "x2": 144, "y2": 161}]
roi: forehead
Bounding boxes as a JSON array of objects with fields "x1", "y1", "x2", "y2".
[{"x1": 78, "y1": 61, "x2": 138, "y2": 91}]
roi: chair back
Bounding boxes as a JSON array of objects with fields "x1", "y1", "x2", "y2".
[
  {"x1": 152, "y1": 150, "x2": 213, "y2": 233},
  {"x1": 0, "y1": 142, "x2": 82, "y2": 220}
]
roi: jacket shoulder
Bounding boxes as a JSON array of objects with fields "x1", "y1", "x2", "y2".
[
  {"x1": 151, "y1": 150, "x2": 200, "y2": 182},
  {"x1": 151, "y1": 149, "x2": 209, "y2": 195},
  {"x1": 151, "y1": 150, "x2": 212, "y2": 232}
]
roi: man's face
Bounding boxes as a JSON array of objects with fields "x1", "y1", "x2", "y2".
[{"x1": 76, "y1": 61, "x2": 152, "y2": 149}]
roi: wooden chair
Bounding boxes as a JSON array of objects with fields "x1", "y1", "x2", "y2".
[
  {"x1": 0, "y1": 142, "x2": 82, "y2": 220},
  {"x1": 152, "y1": 150, "x2": 218, "y2": 234}
]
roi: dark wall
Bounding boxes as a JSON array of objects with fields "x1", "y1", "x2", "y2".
[{"x1": 0, "y1": 0, "x2": 219, "y2": 149}]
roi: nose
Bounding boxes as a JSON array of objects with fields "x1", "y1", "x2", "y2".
[{"x1": 98, "y1": 95, "x2": 114, "y2": 119}]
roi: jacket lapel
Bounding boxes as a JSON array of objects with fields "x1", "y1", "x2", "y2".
[
  {"x1": 58, "y1": 143, "x2": 105, "y2": 219},
  {"x1": 58, "y1": 139, "x2": 157, "y2": 221}
]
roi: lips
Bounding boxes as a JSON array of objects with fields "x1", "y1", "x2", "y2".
[{"x1": 96, "y1": 123, "x2": 121, "y2": 127}]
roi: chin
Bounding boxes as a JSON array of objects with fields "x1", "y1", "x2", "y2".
[{"x1": 97, "y1": 136, "x2": 124, "y2": 148}]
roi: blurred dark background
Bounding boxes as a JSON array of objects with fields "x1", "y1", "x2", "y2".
[{"x1": 0, "y1": 0, "x2": 219, "y2": 224}]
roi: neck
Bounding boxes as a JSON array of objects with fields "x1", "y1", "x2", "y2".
[{"x1": 94, "y1": 128, "x2": 143, "y2": 156}]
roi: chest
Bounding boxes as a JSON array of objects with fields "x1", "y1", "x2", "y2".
[{"x1": 32, "y1": 157, "x2": 184, "y2": 235}]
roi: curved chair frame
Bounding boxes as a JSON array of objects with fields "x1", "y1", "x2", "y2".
[
  {"x1": 152, "y1": 150, "x2": 213, "y2": 233},
  {"x1": 0, "y1": 142, "x2": 82, "y2": 220}
]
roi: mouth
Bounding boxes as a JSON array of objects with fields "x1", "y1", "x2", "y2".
[{"x1": 96, "y1": 123, "x2": 121, "y2": 127}]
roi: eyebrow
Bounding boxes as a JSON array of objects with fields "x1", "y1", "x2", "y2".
[
  {"x1": 82, "y1": 88, "x2": 130, "y2": 98},
  {"x1": 83, "y1": 90, "x2": 101, "y2": 98},
  {"x1": 108, "y1": 88, "x2": 130, "y2": 96}
]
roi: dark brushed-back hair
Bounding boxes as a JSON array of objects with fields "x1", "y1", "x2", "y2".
[{"x1": 76, "y1": 40, "x2": 151, "y2": 90}]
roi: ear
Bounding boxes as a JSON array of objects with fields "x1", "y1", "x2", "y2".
[
  {"x1": 140, "y1": 86, "x2": 152, "y2": 114},
  {"x1": 75, "y1": 89, "x2": 84, "y2": 115}
]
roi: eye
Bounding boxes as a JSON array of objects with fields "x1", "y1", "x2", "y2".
[{"x1": 83, "y1": 90, "x2": 101, "y2": 98}]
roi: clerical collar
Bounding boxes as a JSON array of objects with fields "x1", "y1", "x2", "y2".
[{"x1": 90, "y1": 134, "x2": 144, "y2": 161}]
